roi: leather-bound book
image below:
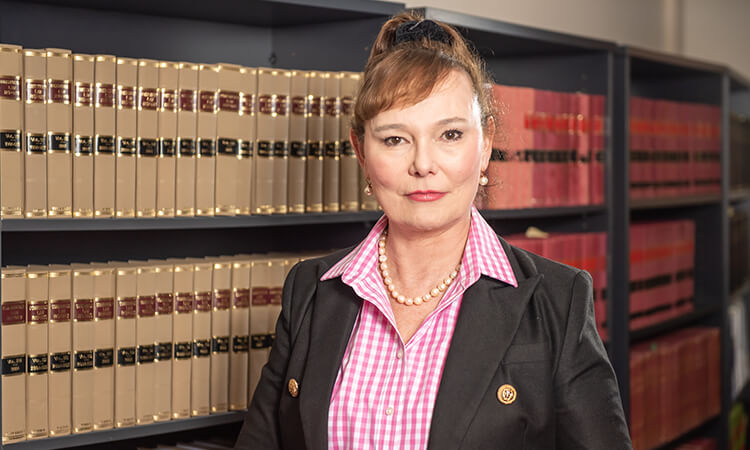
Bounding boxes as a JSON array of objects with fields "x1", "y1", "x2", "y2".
[
  {"x1": 23, "y1": 49, "x2": 47, "y2": 218},
  {"x1": 339, "y1": 72, "x2": 360, "y2": 212},
  {"x1": 134, "y1": 263, "x2": 156, "y2": 425},
  {"x1": 210, "y1": 259, "x2": 231, "y2": 413},
  {"x1": 195, "y1": 64, "x2": 217, "y2": 216},
  {"x1": 93, "y1": 55, "x2": 117, "y2": 218},
  {"x1": 176, "y1": 63, "x2": 199, "y2": 216},
  {"x1": 72, "y1": 54, "x2": 95, "y2": 217},
  {"x1": 229, "y1": 257, "x2": 251, "y2": 411},
  {"x1": 114, "y1": 264, "x2": 137, "y2": 428},
  {"x1": 1, "y1": 267, "x2": 26, "y2": 443},
  {"x1": 190, "y1": 260, "x2": 212, "y2": 416},
  {"x1": 71, "y1": 265, "x2": 95, "y2": 434},
  {"x1": 47, "y1": 265, "x2": 72, "y2": 436},
  {"x1": 115, "y1": 58, "x2": 138, "y2": 218},
  {"x1": 287, "y1": 70, "x2": 308, "y2": 214},
  {"x1": 152, "y1": 261, "x2": 173, "y2": 422},
  {"x1": 135, "y1": 60, "x2": 159, "y2": 217},
  {"x1": 156, "y1": 62, "x2": 178, "y2": 217},
  {"x1": 255, "y1": 68, "x2": 278, "y2": 215},
  {"x1": 305, "y1": 71, "x2": 324, "y2": 213},
  {"x1": 271, "y1": 70, "x2": 291, "y2": 214},
  {"x1": 0, "y1": 44, "x2": 24, "y2": 218},
  {"x1": 46, "y1": 49, "x2": 73, "y2": 218},
  {"x1": 215, "y1": 63, "x2": 242, "y2": 216},
  {"x1": 237, "y1": 67, "x2": 257, "y2": 215},
  {"x1": 25, "y1": 266, "x2": 49, "y2": 440},
  {"x1": 323, "y1": 72, "x2": 341, "y2": 212},
  {"x1": 90, "y1": 264, "x2": 115, "y2": 430},
  {"x1": 249, "y1": 258, "x2": 271, "y2": 401},
  {"x1": 170, "y1": 261, "x2": 193, "y2": 419}
]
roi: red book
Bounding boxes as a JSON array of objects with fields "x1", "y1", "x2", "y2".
[
  {"x1": 629, "y1": 224, "x2": 647, "y2": 317},
  {"x1": 531, "y1": 89, "x2": 549, "y2": 207},
  {"x1": 657, "y1": 334, "x2": 683, "y2": 443},
  {"x1": 488, "y1": 84, "x2": 512, "y2": 210},
  {"x1": 705, "y1": 327, "x2": 720, "y2": 417},
  {"x1": 629, "y1": 345, "x2": 647, "y2": 450},
  {"x1": 641, "y1": 343, "x2": 661, "y2": 449},
  {"x1": 630, "y1": 97, "x2": 644, "y2": 199},
  {"x1": 574, "y1": 92, "x2": 591, "y2": 206},
  {"x1": 590, "y1": 94, "x2": 605, "y2": 205}
]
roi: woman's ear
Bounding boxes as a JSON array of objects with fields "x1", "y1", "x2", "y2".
[
  {"x1": 351, "y1": 128, "x2": 366, "y2": 172},
  {"x1": 481, "y1": 116, "x2": 495, "y2": 172}
]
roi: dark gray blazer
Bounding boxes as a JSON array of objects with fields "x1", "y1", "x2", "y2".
[{"x1": 235, "y1": 238, "x2": 632, "y2": 449}]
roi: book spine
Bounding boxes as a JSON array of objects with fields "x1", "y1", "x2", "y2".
[
  {"x1": 255, "y1": 68, "x2": 275, "y2": 215},
  {"x1": 135, "y1": 266, "x2": 156, "y2": 425},
  {"x1": 0, "y1": 44, "x2": 24, "y2": 218},
  {"x1": 249, "y1": 260, "x2": 271, "y2": 402},
  {"x1": 323, "y1": 72, "x2": 341, "y2": 212},
  {"x1": 26, "y1": 269, "x2": 49, "y2": 439},
  {"x1": 210, "y1": 262, "x2": 231, "y2": 413},
  {"x1": 114, "y1": 267, "x2": 137, "y2": 428},
  {"x1": 46, "y1": 49, "x2": 73, "y2": 218},
  {"x1": 24, "y1": 49, "x2": 48, "y2": 218},
  {"x1": 153, "y1": 265, "x2": 173, "y2": 422},
  {"x1": 229, "y1": 260, "x2": 250, "y2": 410},
  {"x1": 287, "y1": 70, "x2": 308, "y2": 214},
  {"x1": 71, "y1": 268, "x2": 95, "y2": 434},
  {"x1": 237, "y1": 67, "x2": 257, "y2": 215},
  {"x1": 72, "y1": 54, "x2": 95, "y2": 217},
  {"x1": 176, "y1": 63, "x2": 198, "y2": 216},
  {"x1": 156, "y1": 62, "x2": 178, "y2": 217},
  {"x1": 136, "y1": 60, "x2": 159, "y2": 217},
  {"x1": 93, "y1": 55, "x2": 117, "y2": 217},
  {"x1": 191, "y1": 263, "x2": 212, "y2": 416},
  {"x1": 196, "y1": 64, "x2": 217, "y2": 216},
  {"x1": 92, "y1": 267, "x2": 114, "y2": 430},
  {"x1": 305, "y1": 71, "x2": 324, "y2": 213},
  {"x1": 172, "y1": 264, "x2": 193, "y2": 419},
  {"x1": 271, "y1": 70, "x2": 291, "y2": 214},
  {"x1": 48, "y1": 268, "x2": 72, "y2": 436},
  {"x1": 339, "y1": 72, "x2": 360, "y2": 212},
  {"x1": 215, "y1": 64, "x2": 242, "y2": 216},
  {"x1": 268, "y1": 259, "x2": 285, "y2": 342},
  {"x1": 1, "y1": 268, "x2": 26, "y2": 443},
  {"x1": 116, "y1": 58, "x2": 138, "y2": 218}
]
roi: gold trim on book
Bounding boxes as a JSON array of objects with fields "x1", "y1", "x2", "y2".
[
  {"x1": 229, "y1": 403, "x2": 248, "y2": 411},
  {"x1": 290, "y1": 204, "x2": 305, "y2": 213},
  {"x1": 1, "y1": 207, "x2": 24, "y2": 218},
  {"x1": 93, "y1": 420, "x2": 113, "y2": 431},
  {"x1": 192, "y1": 408, "x2": 210, "y2": 416},
  {"x1": 3, "y1": 430, "x2": 26, "y2": 443},
  {"x1": 341, "y1": 202, "x2": 358, "y2": 211},
  {"x1": 0, "y1": 44, "x2": 21, "y2": 53},
  {"x1": 116, "y1": 58, "x2": 137, "y2": 66},
  {"x1": 95, "y1": 207, "x2": 115, "y2": 217},
  {"x1": 1, "y1": 271, "x2": 25, "y2": 278},
  {"x1": 96, "y1": 55, "x2": 116, "y2": 63},
  {"x1": 217, "y1": 63, "x2": 241, "y2": 72},
  {"x1": 306, "y1": 204, "x2": 323, "y2": 213},
  {"x1": 73, "y1": 54, "x2": 95, "y2": 62},
  {"x1": 25, "y1": 209, "x2": 47, "y2": 218},
  {"x1": 172, "y1": 411, "x2": 190, "y2": 419},
  {"x1": 160, "y1": 61, "x2": 180, "y2": 69},
  {"x1": 138, "y1": 59, "x2": 159, "y2": 68},
  {"x1": 48, "y1": 270, "x2": 70, "y2": 278},
  {"x1": 24, "y1": 49, "x2": 46, "y2": 57},
  {"x1": 325, "y1": 203, "x2": 340, "y2": 212},
  {"x1": 73, "y1": 209, "x2": 94, "y2": 218},
  {"x1": 115, "y1": 418, "x2": 136, "y2": 428},
  {"x1": 116, "y1": 209, "x2": 135, "y2": 218},
  {"x1": 46, "y1": 49, "x2": 71, "y2": 58}
]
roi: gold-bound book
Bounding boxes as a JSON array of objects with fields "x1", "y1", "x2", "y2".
[
  {"x1": 157, "y1": 62, "x2": 178, "y2": 217},
  {"x1": 215, "y1": 63, "x2": 242, "y2": 216},
  {"x1": 287, "y1": 71, "x2": 308, "y2": 214},
  {"x1": 254, "y1": 68, "x2": 276, "y2": 215},
  {"x1": 151, "y1": 261, "x2": 173, "y2": 422},
  {"x1": 249, "y1": 258, "x2": 271, "y2": 402},
  {"x1": 196, "y1": 64, "x2": 218, "y2": 216},
  {"x1": 71, "y1": 264, "x2": 95, "y2": 434},
  {"x1": 46, "y1": 49, "x2": 73, "y2": 218},
  {"x1": 113, "y1": 264, "x2": 137, "y2": 428},
  {"x1": 24, "y1": 50, "x2": 48, "y2": 218},
  {"x1": 237, "y1": 67, "x2": 257, "y2": 215},
  {"x1": 115, "y1": 58, "x2": 138, "y2": 218},
  {"x1": 170, "y1": 261, "x2": 193, "y2": 419},
  {"x1": 339, "y1": 72, "x2": 361, "y2": 212},
  {"x1": 93, "y1": 55, "x2": 117, "y2": 218},
  {"x1": 271, "y1": 70, "x2": 291, "y2": 214},
  {"x1": 209, "y1": 259, "x2": 231, "y2": 413},
  {"x1": 322, "y1": 72, "x2": 341, "y2": 212},
  {"x1": 135, "y1": 60, "x2": 159, "y2": 218},
  {"x1": 305, "y1": 72, "x2": 325, "y2": 213},
  {"x1": 48, "y1": 265, "x2": 72, "y2": 437},
  {"x1": 229, "y1": 258, "x2": 251, "y2": 410},
  {"x1": 25, "y1": 266, "x2": 49, "y2": 440},
  {"x1": 2, "y1": 267, "x2": 26, "y2": 443},
  {"x1": 133, "y1": 262, "x2": 156, "y2": 425},
  {"x1": 90, "y1": 264, "x2": 114, "y2": 430},
  {"x1": 190, "y1": 260, "x2": 212, "y2": 416},
  {"x1": 0, "y1": 44, "x2": 24, "y2": 218},
  {"x1": 72, "y1": 54, "x2": 95, "y2": 217},
  {"x1": 267, "y1": 258, "x2": 287, "y2": 345},
  {"x1": 175, "y1": 63, "x2": 198, "y2": 216}
]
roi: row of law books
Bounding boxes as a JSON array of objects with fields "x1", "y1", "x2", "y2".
[
  {"x1": 482, "y1": 85, "x2": 606, "y2": 209},
  {"x1": 0, "y1": 252, "x2": 320, "y2": 444},
  {"x1": 0, "y1": 43, "x2": 379, "y2": 220},
  {"x1": 629, "y1": 96, "x2": 721, "y2": 199},
  {"x1": 730, "y1": 208, "x2": 748, "y2": 293},
  {"x1": 629, "y1": 327, "x2": 721, "y2": 450},
  {"x1": 730, "y1": 113, "x2": 750, "y2": 191}
]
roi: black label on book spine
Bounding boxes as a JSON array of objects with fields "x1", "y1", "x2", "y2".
[
  {"x1": 257, "y1": 140, "x2": 272, "y2": 158},
  {"x1": 273, "y1": 141, "x2": 289, "y2": 158},
  {"x1": 233, "y1": 335, "x2": 249, "y2": 353},
  {"x1": 118, "y1": 137, "x2": 136, "y2": 156},
  {"x1": 74, "y1": 350, "x2": 94, "y2": 370},
  {"x1": 26, "y1": 133, "x2": 47, "y2": 154},
  {"x1": 50, "y1": 351, "x2": 71, "y2": 372},
  {"x1": 95, "y1": 135, "x2": 115, "y2": 154},
  {"x1": 198, "y1": 139, "x2": 215, "y2": 157},
  {"x1": 117, "y1": 347, "x2": 136, "y2": 366},
  {"x1": 138, "y1": 138, "x2": 158, "y2": 157},
  {"x1": 250, "y1": 334, "x2": 271, "y2": 349},
  {"x1": 48, "y1": 133, "x2": 71, "y2": 152},
  {"x1": 290, "y1": 141, "x2": 306, "y2": 158},
  {"x1": 307, "y1": 142, "x2": 322, "y2": 158},
  {"x1": 212, "y1": 336, "x2": 230, "y2": 354},
  {"x1": 160, "y1": 138, "x2": 175, "y2": 156},
  {"x1": 178, "y1": 138, "x2": 195, "y2": 156},
  {"x1": 137, "y1": 344, "x2": 155, "y2": 364},
  {"x1": 218, "y1": 138, "x2": 239, "y2": 156},
  {"x1": 95, "y1": 348, "x2": 114, "y2": 368},
  {"x1": 240, "y1": 140, "x2": 253, "y2": 157},
  {"x1": 1, "y1": 130, "x2": 21, "y2": 151},
  {"x1": 174, "y1": 342, "x2": 192, "y2": 359},
  {"x1": 75, "y1": 136, "x2": 93, "y2": 155},
  {"x1": 155, "y1": 342, "x2": 172, "y2": 361},
  {"x1": 324, "y1": 141, "x2": 339, "y2": 158},
  {"x1": 341, "y1": 141, "x2": 354, "y2": 156},
  {"x1": 28, "y1": 354, "x2": 48, "y2": 374},
  {"x1": 193, "y1": 339, "x2": 210, "y2": 357},
  {"x1": 2, "y1": 355, "x2": 25, "y2": 375}
]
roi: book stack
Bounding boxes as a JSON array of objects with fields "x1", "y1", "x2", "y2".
[
  {"x1": 730, "y1": 208, "x2": 749, "y2": 293},
  {"x1": 0, "y1": 43, "x2": 378, "y2": 220},
  {"x1": 0, "y1": 252, "x2": 322, "y2": 443},
  {"x1": 629, "y1": 220, "x2": 695, "y2": 330},
  {"x1": 486, "y1": 85, "x2": 606, "y2": 209},
  {"x1": 730, "y1": 113, "x2": 750, "y2": 192},
  {"x1": 629, "y1": 97, "x2": 721, "y2": 199},
  {"x1": 629, "y1": 327, "x2": 720, "y2": 450}
]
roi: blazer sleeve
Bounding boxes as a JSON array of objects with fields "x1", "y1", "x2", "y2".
[
  {"x1": 554, "y1": 270, "x2": 632, "y2": 449},
  {"x1": 234, "y1": 263, "x2": 301, "y2": 449}
]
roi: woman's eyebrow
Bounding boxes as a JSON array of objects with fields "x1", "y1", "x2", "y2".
[
  {"x1": 435, "y1": 117, "x2": 468, "y2": 126},
  {"x1": 372, "y1": 117, "x2": 468, "y2": 133}
]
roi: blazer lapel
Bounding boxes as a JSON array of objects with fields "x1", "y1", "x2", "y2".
[
  {"x1": 299, "y1": 278, "x2": 361, "y2": 450},
  {"x1": 427, "y1": 273, "x2": 541, "y2": 449}
]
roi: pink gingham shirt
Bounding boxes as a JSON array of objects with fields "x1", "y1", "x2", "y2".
[{"x1": 321, "y1": 206, "x2": 518, "y2": 449}]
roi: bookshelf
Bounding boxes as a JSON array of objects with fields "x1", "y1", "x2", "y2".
[{"x1": 0, "y1": 0, "x2": 743, "y2": 448}]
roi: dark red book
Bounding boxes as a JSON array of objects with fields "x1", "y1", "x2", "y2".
[
  {"x1": 574, "y1": 92, "x2": 591, "y2": 206},
  {"x1": 590, "y1": 94, "x2": 605, "y2": 205},
  {"x1": 642, "y1": 342, "x2": 661, "y2": 449},
  {"x1": 629, "y1": 344, "x2": 647, "y2": 450}
]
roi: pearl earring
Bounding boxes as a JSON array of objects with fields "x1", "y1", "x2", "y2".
[{"x1": 479, "y1": 174, "x2": 489, "y2": 186}]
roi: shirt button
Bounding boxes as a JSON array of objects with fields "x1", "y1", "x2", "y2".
[
  {"x1": 385, "y1": 407, "x2": 394, "y2": 416},
  {"x1": 396, "y1": 349, "x2": 404, "y2": 359}
]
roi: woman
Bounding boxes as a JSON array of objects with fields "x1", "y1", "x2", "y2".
[{"x1": 235, "y1": 12, "x2": 631, "y2": 450}]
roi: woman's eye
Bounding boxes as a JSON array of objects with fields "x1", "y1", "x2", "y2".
[
  {"x1": 442, "y1": 129, "x2": 463, "y2": 141},
  {"x1": 384, "y1": 136, "x2": 403, "y2": 146}
]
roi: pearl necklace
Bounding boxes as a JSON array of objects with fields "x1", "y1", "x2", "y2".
[{"x1": 377, "y1": 231, "x2": 461, "y2": 306}]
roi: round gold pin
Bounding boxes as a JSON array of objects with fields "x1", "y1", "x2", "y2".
[
  {"x1": 497, "y1": 384, "x2": 517, "y2": 405},
  {"x1": 288, "y1": 378, "x2": 299, "y2": 398}
]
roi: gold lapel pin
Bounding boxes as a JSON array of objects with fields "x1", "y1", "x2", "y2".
[
  {"x1": 288, "y1": 378, "x2": 299, "y2": 398},
  {"x1": 497, "y1": 384, "x2": 517, "y2": 405}
]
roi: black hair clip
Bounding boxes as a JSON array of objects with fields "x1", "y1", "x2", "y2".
[{"x1": 394, "y1": 20, "x2": 453, "y2": 46}]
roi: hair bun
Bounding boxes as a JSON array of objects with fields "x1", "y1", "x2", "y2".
[{"x1": 394, "y1": 20, "x2": 453, "y2": 46}]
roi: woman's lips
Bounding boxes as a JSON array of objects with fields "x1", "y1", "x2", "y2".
[{"x1": 406, "y1": 191, "x2": 446, "y2": 202}]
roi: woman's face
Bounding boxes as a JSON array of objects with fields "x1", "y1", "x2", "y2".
[{"x1": 354, "y1": 69, "x2": 492, "y2": 233}]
